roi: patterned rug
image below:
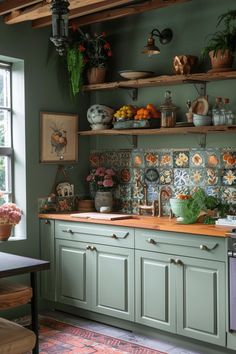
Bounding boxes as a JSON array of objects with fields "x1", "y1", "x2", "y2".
[{"x1": 39, "y1": 317, "x2": 166, "y2": 354}]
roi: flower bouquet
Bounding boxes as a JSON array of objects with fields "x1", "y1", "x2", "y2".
[
  {"x1": 86, "y1": 167, "x2": 117, "y2": 191},
  {"x1": 0, "y1": 195, "x2": 22, "y2": 240}
]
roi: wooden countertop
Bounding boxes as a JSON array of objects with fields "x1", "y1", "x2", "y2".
[{"x1": 38, "y1": 213, "x2": 233, "y2": 238}]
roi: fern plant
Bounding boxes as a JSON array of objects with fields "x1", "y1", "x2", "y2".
[
  {"x1": 67, "y1": 47, "x2": 84, "y2": 97},
  {"x1": 202, "y1": 9, "x2": 236, "y2": 58}
]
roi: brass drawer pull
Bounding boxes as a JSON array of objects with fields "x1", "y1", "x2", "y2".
[
  {"x1": 111, "y1": 234, "x2": 118, "y2": 239},
  {"x1": 44, "y1": 220, "x2": 50, "y2": 225},
  {"x1": 146, "y1": 238, "x2": 157, "y2": 245},
  {"x1": 90, "y1": 246, "x2": 97, "y2": 251},
  {"x1": 199, "y1": 243, "x2": 218, "y2": 251},
  {"x1": 86, "y1": 245, "x2": 91, "y2": 250},
  {"x1": 169, "y1": 258, "x2": 175, "y2": 264},
  {"x1": 62, "y1": 228, "x2": 74, "y2": 234}
]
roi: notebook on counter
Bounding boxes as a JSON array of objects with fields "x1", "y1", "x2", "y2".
[{"x1": 70, "y1": 212, "x2": 133, "y2": 221}]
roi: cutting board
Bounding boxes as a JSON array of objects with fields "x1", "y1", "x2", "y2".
[{"x1": 70, "y1": 212, "x2": 133, "y2": 221}]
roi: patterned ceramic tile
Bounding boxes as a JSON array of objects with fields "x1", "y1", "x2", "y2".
[
  {"x1": 159, "y1": 151, "x2": 173, "y2": 167},
  {"x1": 132, "y1": 183, "x2": 144, "y2": 200},
  {"x1": 120, "y1": 168, "x2": 132, "y2": 183},
  {"x1": 120, "y1": 200, "x2": 133, "y2": 214},
  {"x1": 205, "y1": 186, "x2": 221, "y2": 197},
  {"x1": 174, "y1": 169, "x2": 190, "y2": 186},
  {"x1": 117, "y1": 150, "x2": 131, "y2": 167},
  {"x1": 174, "y1": 186, "x2": 190, "y2": 197},
  {"x1": 144, "y1": 151, "x2": 159, "y2": 167},
  {"x1": 89, "y1": 152, "x2": 101, "y2": 167},
  {"x1": 132, "y1": 168, "x2": 145, "y2": 185},
  {"x1": 221, "y1": 149, "x2": 236, "y2": 169},
  {"x1": 206, "y1": 149, "x2": 221, "y2": 168},
  {"x1": 173, "y1": 150, "x2": 189, "y2": 168},
  {"x1": 159, "y1": 168, "x2": 173, "y2": 185},
  {"x1": 189, "y1": 168, "x2": 205, "y2": 186},
  {"x1": 117, "y1": 184, "x2": 132, "y2": 200},
  {"x1": 144, "y1": 168, "x2": 159, "y2": 184},
  {"x1": 222, "y1": 169, "x2": 236, "y2": 186},
  {"x1": 147, "y1": 185, "x2": 159, "y2": 201},
  {"x1": 131, "y1": 150, "x2": 145, "y2": 168},
  {"x1": 190, "y1": 150, "x2": 205, "y2": 167},
  {"x1": 206, "y1": 168, "x2": 220, "y2": 186},
  {"x1": 221, "y1": 187, "x2": 236, "y2": 204}
]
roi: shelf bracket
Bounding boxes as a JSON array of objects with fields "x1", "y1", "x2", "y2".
[
  {"x1": 183, "y1": 79, "x2": 208, "y2": 97},
  {"x1": 120, "y1": 87, "x2": 138, "y2": 101},
  {"x1": 132, "y1": 135, "x2": 138, "y2": 149},
  {"x1": 199, "y1": 134, "x2": 207, "y2": 148}
]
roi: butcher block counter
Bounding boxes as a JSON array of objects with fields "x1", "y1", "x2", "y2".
[{"x1": 38, "y1": 213, "x2": 232, "y2": 238}]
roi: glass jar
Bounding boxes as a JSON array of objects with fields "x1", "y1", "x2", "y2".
[{"x1": 160, "y1": 91, "x2": 178, "y2": 128}]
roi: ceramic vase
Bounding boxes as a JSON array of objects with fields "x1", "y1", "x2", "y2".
[
  {"x1": 87, "y1": 67, "x2": 106, "y2": 85},
  {"x1": 0, "y1": 224, "x2": 12, "y2": 241},
  {"x1": 94, "y1": 191, "x2": 113, "y2": 212},
  {"x1": 209, "y1": 50, "x2": 234, "y2": 72}
]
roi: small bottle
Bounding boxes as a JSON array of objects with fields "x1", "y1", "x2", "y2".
[
  {"x1": 223, "y1": 98, "x2": 234, "y2": 125},
  {"x1": 212, "y1": 97, "x2": 223, "y2": 125}
]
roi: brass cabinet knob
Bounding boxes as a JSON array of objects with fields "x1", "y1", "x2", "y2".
[
  {"x1": 175, "y1": 259, "x2": 183, "y2": 266},
  {"x1": 146, "y1": 238, "x2": 157, "y2": 245}
]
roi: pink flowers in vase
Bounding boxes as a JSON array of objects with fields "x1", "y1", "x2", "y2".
[
  {"x1": 86, "y1": 167, "x2": 117, "y2": 191},
  {"x1": 0, "y1": 202, "x2": 22, "y2": 226}
]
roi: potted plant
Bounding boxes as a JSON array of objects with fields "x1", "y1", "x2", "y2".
[
  {"x1": 66, "y1": 27, "x2": 112, "y2": 96},
  {"x1": 202, "y1": 9, "x2": 236, "y2": 71},
  {"x1": 0, "y1": 198, "x2": 22, "y2": 240}
]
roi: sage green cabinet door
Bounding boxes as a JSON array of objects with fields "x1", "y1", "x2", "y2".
[
  {"x1": 56, "y1": 239, "x2": 92, "y2": 310},
  {"x1": 135, "y1": 250, "x2": 176, "y2": 333},
  {"x1": 92, "y1": 244, "x2": 134, "y2": 321},
  {"x1": 176, "y1": 256, "x2": 226, "y2": 346},
  {"x1": 40, "y1": 219, "x2": 55, "y2": 301}
]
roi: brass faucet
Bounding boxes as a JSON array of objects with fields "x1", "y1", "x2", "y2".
[
  {"x1": 138, "y1": 183, "x2": 158, "y2": 216},
  {"x1": 158, "y1": 186, "x2": 173, "y2": 218}
]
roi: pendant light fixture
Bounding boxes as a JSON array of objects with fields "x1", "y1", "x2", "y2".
[{"x1": 50, "y1": 0, "x2": 70, "y2": 56}]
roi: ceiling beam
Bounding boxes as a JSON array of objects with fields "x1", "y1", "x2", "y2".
[
  {"x1": 4, "y1": 0, "x2": 107, "y2": 25},
  {"x1": 32, "y1": 0, "x2": 136, "y2": 28},
  {"x1": 71, "y1": 0, "x2": 191, "y2": 28},
  {"x1": 0, "y1": 0, "x2": 41, "y2": 16}
]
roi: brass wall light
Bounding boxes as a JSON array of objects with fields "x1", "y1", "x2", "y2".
[
  {"x1": 50, "y1": 0, "x2": 70, "y2": 56},
  {"x1": 142, "y1": 28, "x2": 173, "y2": 56}
]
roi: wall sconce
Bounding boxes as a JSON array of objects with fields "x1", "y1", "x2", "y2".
[
  {"x1": 50, "y1": 0, "x2": 70, "y2": 56},
  {"x1": 142, "y1": 28, "x2": 173, "y2": 56}
]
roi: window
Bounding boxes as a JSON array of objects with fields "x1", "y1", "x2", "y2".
[{"x1": 0, "y1": 62, "x2": 13, "y2": 203}]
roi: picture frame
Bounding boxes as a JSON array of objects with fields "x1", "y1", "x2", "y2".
[{"x1": 40, "y1": 111, "x2": 78, "y2": 163}]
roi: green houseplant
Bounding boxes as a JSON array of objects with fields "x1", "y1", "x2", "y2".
[
  {"x1": 202, "y1": 9, "x2": 236, "y2": 71},
  {"x1": 66, "y1": 27, "x2": 112, "y2": 96}
]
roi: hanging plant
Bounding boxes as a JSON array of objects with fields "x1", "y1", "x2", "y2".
[{"x1": 66, "y1": 47, "x2": 84, "y2": 97}]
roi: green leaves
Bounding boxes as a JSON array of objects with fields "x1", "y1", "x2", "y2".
[{"x1": 66, "y1": 48, "x2": 84, "y2": 97}]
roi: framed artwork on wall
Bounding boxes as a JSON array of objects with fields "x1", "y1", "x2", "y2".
[{"x1": 40, "y1": 111, "x2": 78, "y2": 163}]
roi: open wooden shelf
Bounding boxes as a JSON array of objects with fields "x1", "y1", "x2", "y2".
[
  {"x1": 79, "y1": 125, "x2": 236, "y2": 136},
  {"x1": 82, "y1": 71, "x2": 236, "y2": 92}
]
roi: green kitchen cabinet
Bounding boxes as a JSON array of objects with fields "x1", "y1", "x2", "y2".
[
  {"x1": 55, "y1": 222, "x2": 134, "y2": 321},
  {"x1": 40, "y1": 219, "x2": 55, "y2": 301},
  {"x1": 135, "y1": 229, "x2": 226, "y2": 346},
  {"x1": 56, "y1": 239, "x2": 91, "y2": 310}
]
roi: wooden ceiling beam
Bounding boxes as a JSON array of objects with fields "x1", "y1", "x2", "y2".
[
  {"x1": 0, "y1": 0, "x2": 41, "y2": 16},
  {"x1": 4, "y1": 0, "x2": 107, "y2": 25},
  {"x1": 71, "y1": 0, "x2": 191, "y2": 28},
  {"x1": 32, "y1": 0, "x2": 136, "y2": 28}
]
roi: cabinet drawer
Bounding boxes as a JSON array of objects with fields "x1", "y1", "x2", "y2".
[
  {"x1": 55, "y1": 221, "x2": 134, "y2": 248},
  {"x1": 135, "y1": 229, "x2": 226, "y2": 261}
]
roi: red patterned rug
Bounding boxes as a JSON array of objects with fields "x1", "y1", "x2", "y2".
[{"x1": 39, "y1": 317, "x2": 166, "y2": 354}]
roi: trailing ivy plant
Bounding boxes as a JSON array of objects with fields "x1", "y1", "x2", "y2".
[{"x1": 67, "y1": 47, "x2": 84, "y2": 97}]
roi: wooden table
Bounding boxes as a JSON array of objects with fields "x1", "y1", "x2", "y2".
[{"x1": 0, "y1": 252, "x2": 50, "y2": 354}]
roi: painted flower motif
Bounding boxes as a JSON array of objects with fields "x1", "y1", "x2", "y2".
[
  {"x1": 175, "y1": 152, "x2": 189, "y2": 167},
  {"x1": 192, "y1": 170, "x2": 203, "y2": 183},
  {"x1": 160, "y1": 169, "x2": 172, "y2": 184},
  {"x1": 223, "y1": 170, "x2": 236, "y2": 185},
  {"x1": 120, "y1": 168, "x2": 131, "y2": 183},
  {"x1": 145, "y1": 152, "x2": 158, "y2": 166},
  {"x1": 222, "y1": 187, "x2": 236, "y2": 203},
  {"x1": 89, "y1": 153, "x2": 100, "y2": 167},
  {"x1": 207, "y1": 154, "x2": 219, "y2": 167},
  {"x1": 222, "y1": 151, "x2": 236, "y2": 168},
  {"x1": 207, "y1": 169, "x2": 218, "y2": 185},
  {"x1": 191, "y1": 153, "x2": 203, "y2": 166},
  {"x1": 160, "y1": 154, "x2": 172, "y2": 166},
  {"x1": 133, "y1": 154, "x2": 143, "y2": 167},
  {"x1": 174, "y1": 169, "x2": 190, "y2": 186}
]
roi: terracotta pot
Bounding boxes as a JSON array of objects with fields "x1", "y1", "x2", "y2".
[
  {"x1": 87, "y1": 67, "x2": 106, "y2": 84},
  {"x1": 0, "y1": 224, "x2": 12, "y2": 241},
  {"x1": 209, "y1": 49, "x2": 234, "y2": 72}
]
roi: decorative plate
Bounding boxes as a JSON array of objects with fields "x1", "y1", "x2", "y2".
[
  {"x1": 189, "y1": 97, "x2": 209, "y2": 115},
  {"x1": 118, "y1": 70, "x2": 155, "y2": 80}
]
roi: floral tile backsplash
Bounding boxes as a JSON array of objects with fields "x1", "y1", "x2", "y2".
[{"x1": 88, "y1": 147, "x2": 236, "y2": 215}]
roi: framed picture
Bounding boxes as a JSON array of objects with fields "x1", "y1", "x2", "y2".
[{"x1": 40, "y1": 112, "x2": 78, "y2": 163}]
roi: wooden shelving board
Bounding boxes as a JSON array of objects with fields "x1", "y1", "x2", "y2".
[
  {"x1": 82, "y1": 71, "x2": 236, "y2": 92},
  {"x1": 79, "y1": 125, "x2": 236, "y2": 136}
]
